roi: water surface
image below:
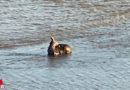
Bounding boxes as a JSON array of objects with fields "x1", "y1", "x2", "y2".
[{"x1": 0, "y1": 0, "x2": 130, "y2": 90}]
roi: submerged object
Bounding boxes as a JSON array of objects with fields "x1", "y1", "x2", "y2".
[{"x1": 48, "y1": 36, "x2": 72, "y2": 56}]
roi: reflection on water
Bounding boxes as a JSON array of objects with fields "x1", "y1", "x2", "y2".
[{"x1": 47, "y1": 55, "x2": 70, "y2": 67}]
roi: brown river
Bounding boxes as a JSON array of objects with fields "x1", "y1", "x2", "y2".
[{"x1": 0, "y1": 0, "x2": 130, "y2": 90}]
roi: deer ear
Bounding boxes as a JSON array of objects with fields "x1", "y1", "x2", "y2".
[{"x1": 50, "y1": 36, "x2": 55, "y2": 41}]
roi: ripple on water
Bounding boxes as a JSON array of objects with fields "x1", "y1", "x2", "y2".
[{"x1": 0, "y1": 0, "x2": 130, "y2": 90}]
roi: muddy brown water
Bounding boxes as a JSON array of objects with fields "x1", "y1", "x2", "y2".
[{"x1": 0, "y1": 0, "x2": 130, "y2": 90}]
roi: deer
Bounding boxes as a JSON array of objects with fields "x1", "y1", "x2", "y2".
[{"x1": 48, "y1": 36, "x2": 72, "y2": 56}]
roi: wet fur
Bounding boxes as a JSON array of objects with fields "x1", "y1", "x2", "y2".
[
  {"x1": 55, "y1": 44, "x2": 72, "y2": 55},
  {"x1": 48, "y1": 37, "x2": 72, "y2": 56}
]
